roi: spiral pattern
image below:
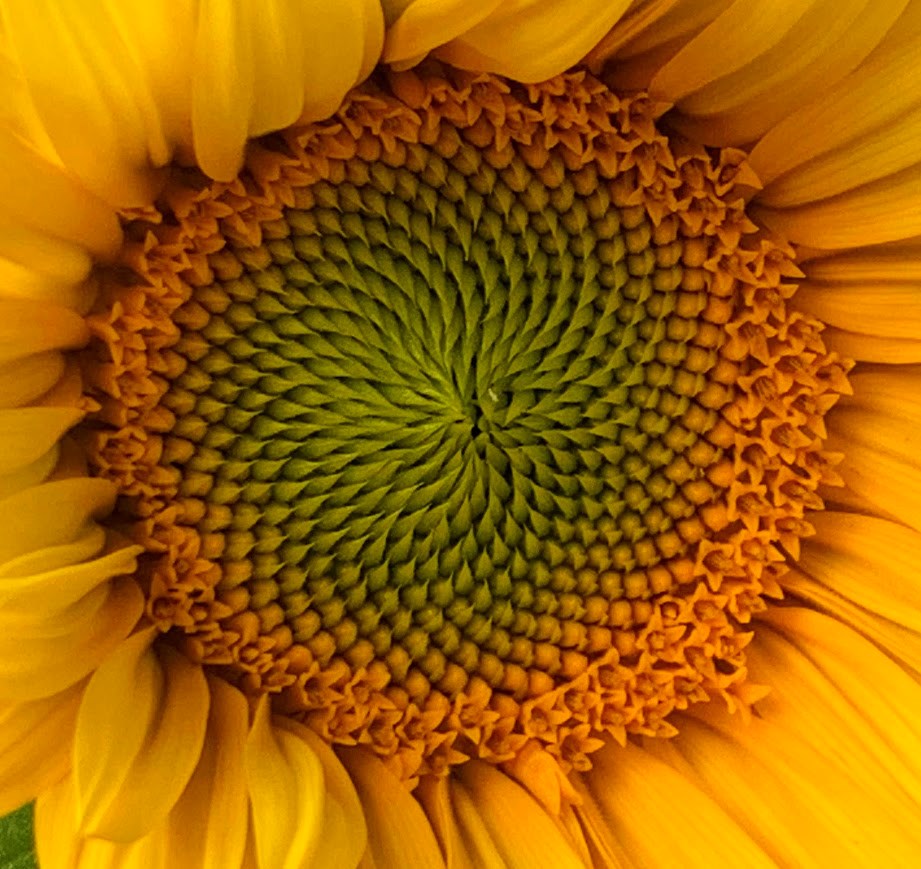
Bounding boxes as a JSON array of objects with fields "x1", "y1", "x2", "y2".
[
  {"x1": 83, "y1": 68, "x2": 848, "y2": 777},
  {"x1": 165, "y1": 144, "x2": 727, "y2": 687}
]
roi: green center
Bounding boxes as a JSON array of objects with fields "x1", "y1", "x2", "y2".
[{"x1": 165, "y1": 143, "x2": 724, "y2": 678}]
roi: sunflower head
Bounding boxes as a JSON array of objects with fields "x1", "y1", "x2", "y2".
[{"x1": 0, "y1": 2, "x2": 920, "y2": 868}]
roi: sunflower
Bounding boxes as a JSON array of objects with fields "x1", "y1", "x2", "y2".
[{"x1": 1, "y1": 0, "x2": 920, "y2": 866}]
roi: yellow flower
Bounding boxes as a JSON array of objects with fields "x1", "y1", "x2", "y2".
[{"x1": 1, "y1": 1, "x2": 920, "y2": 866}]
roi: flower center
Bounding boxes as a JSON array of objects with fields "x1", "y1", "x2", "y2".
[{"x1": 79, "y1": 67, "x2": 849, "y2": 781}]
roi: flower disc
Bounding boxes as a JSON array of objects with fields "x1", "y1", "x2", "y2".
[{"x1": 81, "y1": 67, "x2": 849, "y2": 779}]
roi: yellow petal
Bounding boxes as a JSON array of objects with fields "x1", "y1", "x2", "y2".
[
  {"x1": 433, "y1": 0, "x2": 634, "y2": 83},
  {"x1": 0, "y1": 299, "x2": 89, "y2": 364},
  {"x1": 77, "y1": 830, "x2": 169, "y2": 869},
  {"x1": 758, "y1": 99, "x2": 921, "y2": 208},
  {"x1": 670, "y1": 714, "x2": 911, "y2": 866},
  {"x1": 0, "y1": 575, "x2": 143, "y2": 702},
  {"x1": 276, "y1": 717, "x2": 368, "y2": 869},
  {"x1": 782, "y1": 566, "x2": 921, "y2": 680},
  {"x1": 0, "y1": 477, "x2": 115, "y2": 565},
  {"x1": 0, "y1": 132, "x2": 121, "y2": 259},
  {"x1": 35, "y1": 774, "x2": 81, "y2": 869},
  {"x1": 659, "y1": 0, "x2": 904, "y2": 147},
  {"x1": 0, "y1": 680, "x2": 83, "y2": 814},
  {"x1": 192, "y1": 0, "x2": 384, "y2": 181},
  {"x1": 0, "y1": 523, "x2": 103, "y2": 579},
  {"x1": 36, "y1": 774, "x2": 170, "y2": 869},
  {"x1": 167, "y1": 675, "x2": 250, "y2": 869},
  {"x1": 689, "y1": 612, "x2": 921, "y2": 856},
  {"x1": 583, "y1": 0, "x2": 685, "y2": 71},
  {"x1": 2, "y1": 0, "x2": 171, "y2": 206},
  {"x1": 757, "y1": 100, "x2": 921, "y2": 209},
  {"x1": 754, "y1": 160, "x2": 921, "y2": 249},
  {"x1": 74, "y1": 631, "x2": 210, "y2": 842},
  {"x1": 447, "y1": 779, "x2": 508, "y2": 869},
  {"x1": 585, "y1": 740, "x2": 774, "y2": 868},
  {"x1": 821, "y1": 327, "x2": 921, "y2": 364},
  {"x1": 383, "y1": 0, "x2": 502, "y2": 66},
  {"x1": 648, "y1": 0, "x2": 817, "y2": 104},
  {"x1": 0, "y1": 543, "x2": 141, "y2": 616},
  {"x1": 0, "y1": 225, "x2": 93, "y2": 288},
  {"x1": 0, "y1": 255, "x2": 93, "y2": 310},
  {"x1": 798, "y1": 512, "x2": 921, "y2": 636},
  {"x1": 0, "y1": 443, "x2": 59, "y2": 501},
  {"x1": 826, "y1": 367, "x2": 921, "y2": 533},
  {"x1": 608, "y1": 0, "x2": 731, "y2": 62},
  {"x1": 750, "y1": 3, "x2": 921, "y2": 186},
  {"x1": 338, "y1": 747, "x2": 446, "y2": 868},
  {"x1": 795, "y1": 281, "x2": 921, "y2": 341},
  {"x1": 452, "y1": 761, "x2": 583, "y2": 869},
  {"x1": 415, "y1": 776, "x2": 481, "y2": 869},
  {"x1": 0, "y1": 353, "x2": 66, "y2": 408},
  {"x1": 567, "y1": 776, "x2": 636, "y2": 869},
  {"x1": 758, "y1": 608, "x2": 921, "y2": 808},
  {"x1": 100, "y1": 0, "x2": 198, "y2": 167},
  {"x1": 796, "y1": 238, "x2": 921, "y2": 281},
  {"x1": 244, "y1": 696, "x2": 325, "y2": 869},
  {"x1": 0, "y1": 406, "x2": 82, "y2": 475}
]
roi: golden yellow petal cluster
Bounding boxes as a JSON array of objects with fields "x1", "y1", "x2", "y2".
[{"x1": 0, "y1": 1, "x2": 918, "y2": 867}]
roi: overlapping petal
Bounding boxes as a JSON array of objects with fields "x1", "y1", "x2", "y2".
[
  {"x1": 73, "y1": 629, "x2": 210, "y2": 842},
  {"x1": 244, "y1": 699, "x2": 318, "y2": 868},
  {"x1": 825, "y1": 367, "x2": 921, "y2": 534},
  {"x1": 339, "y1": 748, "x2": 446, "y2": 868},
  {"x1": 386, "y1": 0, "x2": 633, "y2": 82},
  {"x1": 192, "y1": 0, "x2": 384, "y2": 181},
  {"x1": 1, "y1": 3, "x2": 921, "y2": 869}
]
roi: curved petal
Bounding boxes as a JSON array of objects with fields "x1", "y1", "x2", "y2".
[
  {"x1": 244, "y1": 696, "x2": 326, "y2": 869},
  {"x1": 0, "y1": 443, "x2": 59, "y2": 501},
  {"x1": 0, "y1": 299, "x2": 88, "y2": 364},
  {"x1": 35, "y1": 774, "x2": 81, "y2": 869},
  {"x1": 36, "y1": 774, "x2": 169, "y2": 869},
  {"x1": 754, "y1": 160, "x2": 921, "y2": 249},
  {"x1": 383, "y1": 0, "x2": 502, "y2": 67},
  {"x1": 338, "y1": 747, "x2": 446, "y2": 868},
  {"x1": 74, "y1": 630, "x2": 210, "y2": 842},
  {"x1": 826, "y1": 367, "x2": 921, "y2": 533},
  {"x1": 0, "y1": 353, "x2": 65, "y2": 409},
  {"x1": 683, "y1": 611, "x2": 921, "y2": 858},
  {"x1": 583, "y1": 740, "x2": 774, "y2": 868},
  {"x1": 0, "y1": 132, "x2": 121, "y2": 259},
  {"x1": 797, "y1": 241, "x2": 921, "y2": 361},
  {"x1": 0, "y1": 225, "x2": 95, "y2": 311},
  {"x1": 796, "y1": 281, "x2": 921, "y2": 342},
  {"x1": 1, "y1": 0, "x2": 176, "y2": 206},
  {"x1": 654, "y1": 0, "x2": 903, "y2": 147},
  {"x1": 750, "y1": 2, "x2": 921, "y2": 187},
  {"x1": 0, "y1": 680, "x2": 83, "y2": 815},
  {"x1": 0, "y1": 406, "x2": 82, "y2": 476},
  {"x1": 192, "y1": 0, "x2": 384, "y2": 181},
  {"x1": 454, "y1": 761, "x2": 584, "y2": 869},
  {"x1": 432, "y1": 0, "x2": 634, "y2": 83},
  {"x1": 0, "y1": 477, "x2": 116, "y2": 565},
  {"x1": 757, "y1": 608, "x2": 921, "y2": 808},
  {"x1": 648, "y1": 0, "x2": 818, "y2": 103},
  {"x1": 665, "y1": 712, "x2": 917, "y2": 866},
  {"x1": 795, "y1": 512, "x2": 921, "y2": 638},
  {"x1": 0, "y1": 575, "x2": 143, "y2": 702},
  {"x1": 756, "y1": 101, "x2": 921, "y2": 209},
  {"x1": 166, "y1": 675, "x2": 250, "y2": 869},
  {"x1": 415, "y1": 775, "x2": 482, "y2": 869},
  {"x1": 275, "y1": 717, "x2": 368, "y2": 869},
  {"x1": 0, "y1": 543, "x2": 142, "y2": 616}
]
